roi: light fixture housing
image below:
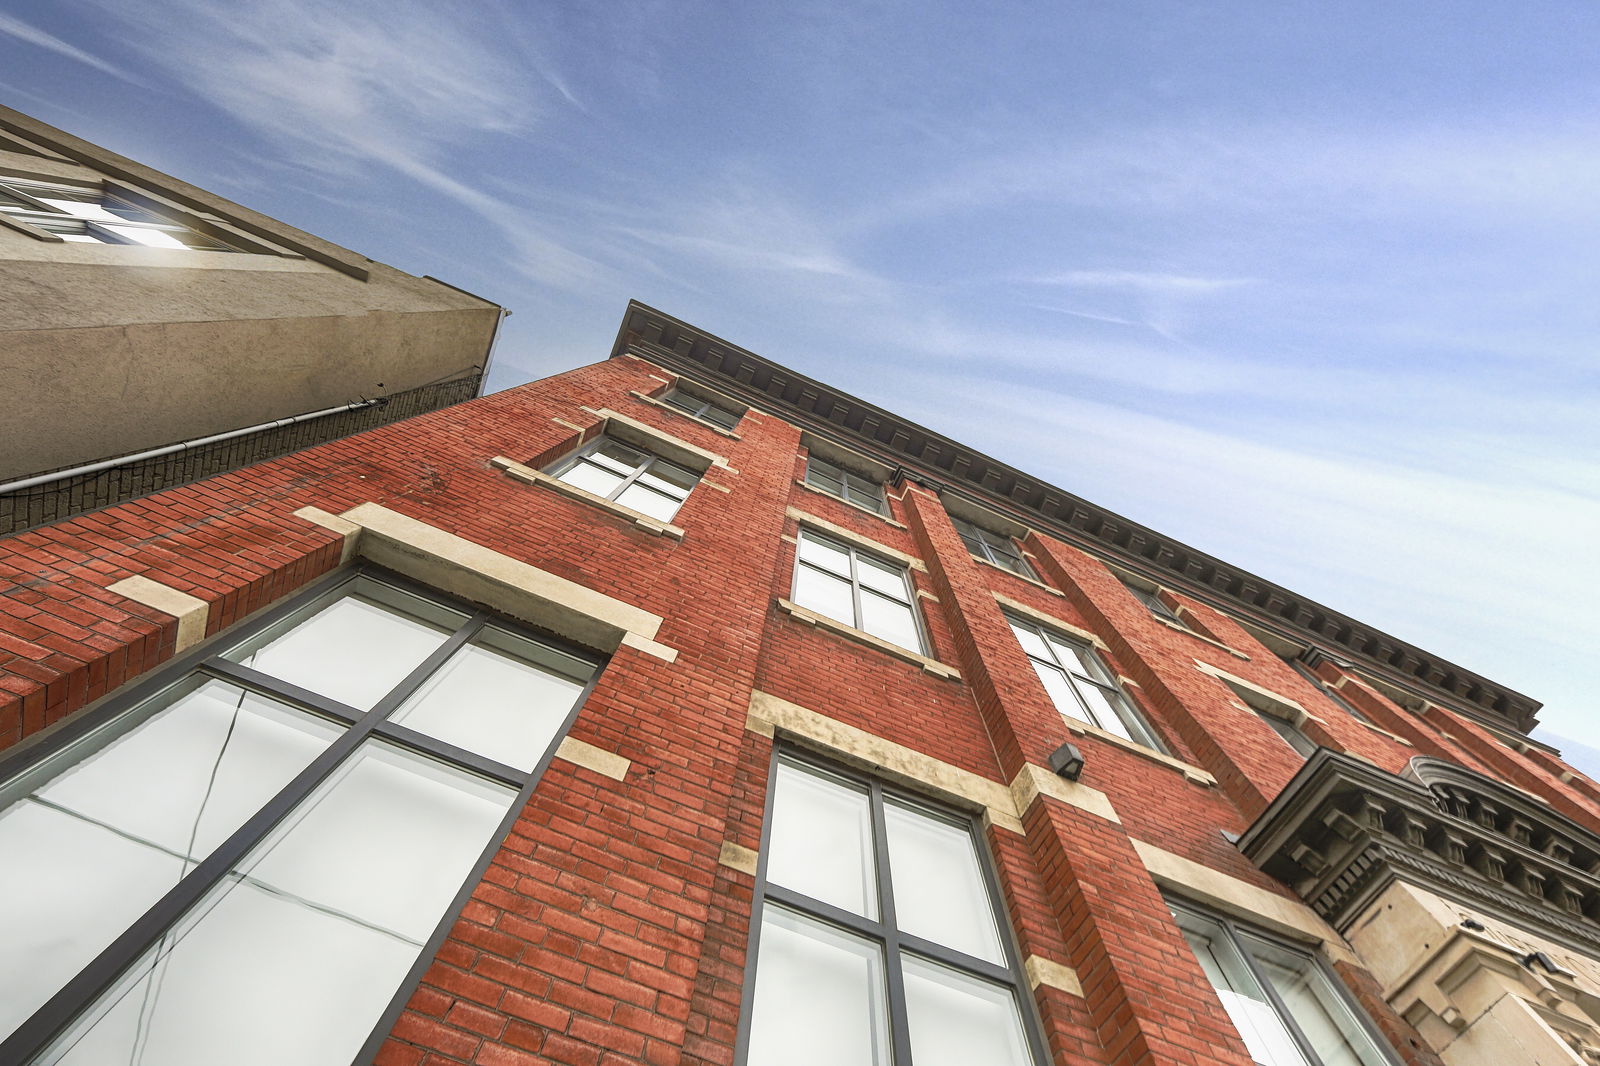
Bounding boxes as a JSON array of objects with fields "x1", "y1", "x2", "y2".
[{"x1": 1049, "y1": 742, "x2": 1085, "y2": 781}]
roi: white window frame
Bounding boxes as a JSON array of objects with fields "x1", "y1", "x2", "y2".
[
  {"x1": 1006, "y1": 612, "x2": 1162, "y2": 749},
  {"x1": 547, "y1": 435, "x2": 701, "y2": 523},
  {"x1": 791, "y1": 528, "x2": 927, "y2": 655}
]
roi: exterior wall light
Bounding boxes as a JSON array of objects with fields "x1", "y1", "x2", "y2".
[{"x1": 1049, "y1": 742, "x2": 1086, "y2": 781}]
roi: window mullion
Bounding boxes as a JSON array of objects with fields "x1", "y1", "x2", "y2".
[
  {"x1": 366, "y1": 615, "x2": 482, "y2": 720},
  {"x1": 868, "y1": 780, "x2": 914, "y2": 1066},
  {"x1": 0, "y1": 717, "x2": 375, "y2": 1065},
  {"x1": 198, "y1": 659, "x2": 364, "y2": 724},
  {"x1": 847, "y1": 548, "x2": 867, "y2": 631},
  {"x1": 1229, "y1": 926, "x2": 1328, "y2": 1066},
  {"x1": 372, "y1": 721, "x2": 527, "y2": 787}
]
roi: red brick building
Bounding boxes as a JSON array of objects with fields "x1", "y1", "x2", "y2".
[{"x1": 2, "y1": 301, "x2": 1597, "y2": 1066}]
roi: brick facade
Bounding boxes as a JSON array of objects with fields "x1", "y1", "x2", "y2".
[{"x1": 1, "y1": 326, "x2": 1591, "y2": 1066}]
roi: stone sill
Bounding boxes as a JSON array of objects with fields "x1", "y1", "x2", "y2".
[
  {"x1": 1063, "y1": 718, "x2": 1217, "y2": 787},
  {"x1": 1155, "y1": 615, "x2": 1250, "y2": 660},
  {"x1": 628, "y1": 390, "x2": 743, "y2": 439},
  {"x1": 973, "y1": 554, "x2": 1064, "y2": 596},
  {"x1": 793, "y1": 478, "x2": 906, "y2": 528},
  {"x1": 491, "y1": 456, "x2": 685, "y2": 539},
  {"x1": 776, "y1": 598, "x2": 960, "y2": 680}
]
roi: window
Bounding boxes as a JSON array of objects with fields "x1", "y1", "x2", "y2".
[
  {"x1": 1256, "y1": 709, "x2": 1317, "y2": 759},
  {"x1": 0, "y1": 177, "x2": 237, "y2": 250},
  {"x1": 659, "y1": 388, "x2": 742, "y2": 431},
  {"x1": 1122, "y1": 578, "x2": 1187, "y2": 627},
  {"x1": 952, "y1": 517, "x2": 1034, "y2": 580},
  {"x1": 804, "y1": 455, "x2": 889, "y2": 516},
  {"x1": 1006, "y1": 614, "x2": 1160, "y2": 748},
  {"x1": 1171, "y1": 902, "x2": 1397, "y2": 1066},
  {"x1": 741, "y1": 754, "x2": 1044, "y2": 1066},
  {"x1": 1287, "y1": 660, "x2": 1370, "y2": 724},
  {"x1": 0, "y1": 569, "x2": 598, "y2": 1066},
  {"x1": 791, "y1": 528, "x2": 925, "y2": 654},
  {"x1": 549, "y1": 436, "x2": 700, "y2": 522}
]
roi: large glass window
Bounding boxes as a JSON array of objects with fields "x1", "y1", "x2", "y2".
[
  {"x1": 659, "y1": 388, "x2": 742, "y2": 431},
  {"x1": 0, "y1": 178, "x2": 238, "y2": 250},
  {"x1": 1256, "y1": 709, "x2": 1317, "y2": 759},
  {"x1": 791, "y1": 528, "x2": 925, "y2": 654},
  {"x1": 0, "y1": 569, "x2": 598, "y2": 1066},
  {"x1": 1287, "y1": 660, "x2": 1371, "y2": 725},
  {"x1": 1006, "y1": 614, "x2": 1160, "y2": 748},
  {"x1": 548, "y1": 436, "x2": 700, "y2": 522},
  {"x1": 804, "y1": 455, "x2": 889, "y2": 516},
  {"x1": 951, "y1": 517, "x2": 1035, "y2": 580},
  {"x1": 1171, "y1": 903, "x2": 1397, "y2": 1066},
  {"x1": 742, "y1": 755, "x2": 1044, "y2": 1066},
  {"x1": 1121, "y1": 578, "x2": 1188, "y2": 627}
]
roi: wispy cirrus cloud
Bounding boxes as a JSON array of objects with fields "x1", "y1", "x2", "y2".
[{"x1": 0, "y1": 11, "x2": 137, "y2": 83}]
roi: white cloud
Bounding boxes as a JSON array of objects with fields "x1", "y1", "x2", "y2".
[{"x1": 0, "y1": 12, "x2": 137, "y2": 82}]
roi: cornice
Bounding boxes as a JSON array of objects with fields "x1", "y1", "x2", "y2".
[
  {"x1": 608, "y1": 301, "x2": 1539, "y2": 733},
  {"x1": 1240, "y1": 751, "x2": 1600, "y2": 956}
]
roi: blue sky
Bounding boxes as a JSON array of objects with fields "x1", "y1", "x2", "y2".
[{"x1": 4, "y1": 2, "x2": 1597, "y2": 771}]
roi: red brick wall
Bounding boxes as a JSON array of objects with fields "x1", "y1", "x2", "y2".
[{"x1": 0, "y1": 351, "x2": 1572, "y2": 1066}]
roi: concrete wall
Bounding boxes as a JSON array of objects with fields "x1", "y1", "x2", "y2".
[{"x1": 0, "y1": 109, "x2": 501, "y2": 481}]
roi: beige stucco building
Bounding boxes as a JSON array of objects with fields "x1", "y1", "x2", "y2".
[{"x1": 0, "y1": 105, "x2": 504, "y2": 533}]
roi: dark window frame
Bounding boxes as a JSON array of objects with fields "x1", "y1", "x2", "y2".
[
  {"x1": 1256, "y1": 707, "x2": 1318, "y2": 759},
  {"x1": 1286, "y1": 659, "x2": 1371, "y2": 724},
  {"x1": 1168, "y1": 897, "x2": 1401, "y2": 1066},
  {"x1": 658, "y1": 387, "x2": 742, "y2": 431},
  {"x1": 803, "y1": 454, "x2": 890, "y2": 516},
  {"x1": 1005, "y1": 611, "x2": 1164, "y2": 751},
  {"x1": 951, "y1": 516, "x2": 1036, "y2": 580},
  {"x1": 0, "y1": 564, "x2": 603, "y2": 1066},
  {"x1": 1121, "y1": 579, "x2": 1188, "y2": 628},
  {"x1": 734, "y1": 746, "x2": 1050, "y2": 1066},
  {"x1": 791, "y1": 527, "x2": 929, "y2": 655}
]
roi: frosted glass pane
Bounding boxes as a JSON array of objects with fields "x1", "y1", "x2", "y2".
[
  {"x1": 855, "y1": 554, "x2": 906, "y2": 598},
  {"x1": 1246, "y1": 934, "x2": 1387, "y2": 1066},
  {"x1": 1009, "y1": 621, "x2": 1052, "y2": 662},
  {"x1": 860, "y1": 591, "x2": 922, "y2": 652},
  {"x1": 1033, "y1": 661, "x2": 1090, "y2": 725},
  {"x1": 105, "y1": 224, "x2": 188, "y2": 248},
  {"x1": 617, "y1": 482, "x2": 684, "y2": 521},
  {"x1": 797, "y1": 532, "x2": 851, "y2": 576},
  {"x1": 590, "y1": 441, "x2": 643, "y2": 472},
  {"x1": 794, "y1": 565, "x2": 855, "y2": 625},
  {"x1": 637, "y1": 463, "x2": 697, "y2": 493},
  {"x1": 1046, "y1": 634, "x2": 1102, "y2": 678},
  {"x1": 767, "y1": 762, "x2": 877, "y2": 917},
  {"x1": 746, "y1": 907, "x2": 889, "y2": 1066},
  {"x1": 1075, "y1": 683, "x2": 1131, "y2": 740},
  {"x1": 234, "y1": 595, "x2": 451, "y2": 709},
  {"x1": 40, "y1": 743, "x2": 514, "y2": 1066},
  {"x1": 1178, "y1": 916, "x2": 1309, "y2": 1066},
  {"x1": 884, "y1": 803, "x2": 1003, "y2": 962},
  {"x1": 0, "y1": 681, "x2": 338, "y2": 1041},
  {"x1": 903, "y1": 954, "x2": 1032, "y2": 1066},
  {"x1": 559, "y1": 460, "x2": 626, "y2": 498},
  {"x1": 388, "y1": 631, "x2": 588, "y2": 771}
]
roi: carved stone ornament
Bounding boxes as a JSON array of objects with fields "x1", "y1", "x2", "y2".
[{"x1": 1239, "y1": 750, "x2": 1600, "y2": 956}]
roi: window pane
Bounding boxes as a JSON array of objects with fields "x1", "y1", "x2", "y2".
[
  {"x1": 1008, "y1": 620, "x2": 1053, "y2": 663},
  {"x1": 1074, "y1": 682, "x2": 1133, "y2": 741},
  {"x1": 589, "y1": 440, "x2": 643, "y2": 473},
  {"x1": 559, "y1": 459, "x2": 628, "y2": 499},
  {"x1": 1243, "y1": 934, "x2": 1392, "y2": 1066},
  {"x1": 702, "y1": 405, "x2": 739, "y2": 430},
  {"x1": 859, "y1": 590, "x2": 923, "y2": 653},
  {"x1": 40, "y1": 742, "x2": 516, "y2": 1066},
  {"x1": 805, "y1": 459, "x2": 845, "y2": 497},
  {"x1": 884, "y1": 803, "x2": 1003, "y2": 963},
  {"x1": 1045, "y1": 633, "x2": 1102, "y2": 679},
  {"x1": 0, "y1": 680, "x2": 339, "y2": 1041},
  {"x1": 855, "y1": 554, "x2": 907, "y2": 599},
  {"x1": 636, "y1": 462, "x2": 697, "y2": 495},
  {"x1": 797, "y1": 531, "x2": 851, "y2": 576},
  {"x1": 103, "y1": 224, "x2": 189, "y2": 249},
  {"x1": 766, "y1": 762, "x2": 877, "y2": 918},
  {"x1": 746, "y1": 906, "x2": 890, "y2": 1066},
  {"x1": 231, "y1": 592, "x2": 454, "y2": 709},
  {"x1": 387, "y1": 627, "x2": 590, "y2": 771},
  {"x1": 1177, "y1": 913, "x2": 1310, "y2": 1066},
  {"x1": 1259, "y1": 712, "x2": 1316, "y2": 758},
  {"x1": 617, "y1": 482, "x2": 685, "y2": 522},
  {"x1": 1032, "y1": 661, "x2": 1091, "y2": 726},
  {"x1": 794, "y1": 565, "x2": 856, "y2": 624},
  {"x1": 902, "y1": 954, "x2": 1032, "y2": 1066}
]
